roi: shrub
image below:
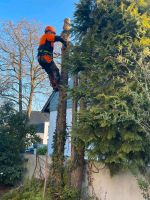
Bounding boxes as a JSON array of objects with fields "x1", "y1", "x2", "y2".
[
  {"x1": 2, "y1": 179, "x2": 43, "y2": 200},
  {"x1": 0, "y1": 102, "x2": 39, "y2": 185},
  {"x1": 37, "y1": 146, "x2": 47, "y2": 155}
]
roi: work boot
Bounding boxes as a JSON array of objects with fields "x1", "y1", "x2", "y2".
[
  {"x1": 53, "y1": 70, "x2": 60, "y2": 84},
  {"x1": 48, "y1": 74, "x2": 59, "y2": 92}
]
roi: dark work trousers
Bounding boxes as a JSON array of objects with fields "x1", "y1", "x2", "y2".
[{"x1": 38, "y1": 56, "x2": 60, "y2": 82}]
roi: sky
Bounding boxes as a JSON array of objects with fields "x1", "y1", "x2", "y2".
[
  {"x1": 0, "y1": 0, "x2": 79, "y2": 34},
  {"x1": 0, "y1": 0, "x2": 80, "y2": 110}
]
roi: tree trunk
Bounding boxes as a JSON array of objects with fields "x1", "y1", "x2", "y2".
[
  {"x1": 27, "y1": 66, "x2": 35, "y2": 118},
  {"x1": 18, "y1": 77, "x2": 22, "y2": 113},
  {"x1": 52, "y1": 70, "x2": 68, "y2": 187},
  {"x1": 27, "y1": 82, "x2": 34, "y2": 118},
  {"x1": 52, "y1": 18, "x2": 71, "y2": 188},
  {"x1": 71, "y1": 92, "x2": 85, "y2": 191},
  {"x1": 18, "y1": 52, "x2": 22, "y2": 113}
]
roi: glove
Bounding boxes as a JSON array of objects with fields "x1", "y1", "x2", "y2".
[
  {"x1": 64, "y1": 41, "x2": 67, "y2": 48},
  {"x1": 62, "y1": 41, "x2": 67, "y2": 51}
]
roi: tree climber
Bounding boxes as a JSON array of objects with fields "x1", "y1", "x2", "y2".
[{"x1": 38, "y1": 26, "x2": 67, "y2": 91}]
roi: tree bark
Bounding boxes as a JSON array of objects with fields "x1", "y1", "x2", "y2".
[
  {"x1": 18, "y1": 49, "x2": 23, "y2": 113},
  {"x1": 52, "y1": 18, "x2": 71, "y2": 188},
  {"x1": 27, "y1": 64, "x2": 35, "y2": 118},
  {"x1": 27, "y1": 80, "x2": 34, "y2": 118},
  {"x1": 70, "y1": 91, "x2": 85, "y2": 191}
]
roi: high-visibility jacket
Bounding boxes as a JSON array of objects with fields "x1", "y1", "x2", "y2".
[{"x1": 38, "y1": 33, "x2": 66, "y2": 57}]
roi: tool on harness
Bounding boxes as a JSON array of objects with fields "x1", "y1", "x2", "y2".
[{"x1": 38, "y1": 50, "x2": 53, "y2": 57}]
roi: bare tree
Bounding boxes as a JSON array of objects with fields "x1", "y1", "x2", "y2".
[
  {"x1": 0, "y1": 20, "x2": 52, "y2": 116},
  {"x1": 0, "y1": 75, "x2": 12, "y2": 106}
]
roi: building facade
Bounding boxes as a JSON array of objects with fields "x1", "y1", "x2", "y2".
[
  {"x1": 29, "y1": 111, "x2": 49, "y2": 145},
  {"x1": 42, "y1": 79, "x2": 73, "y2": 155}
]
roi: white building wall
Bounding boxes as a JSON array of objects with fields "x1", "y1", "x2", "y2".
[
  {"x1": 65, "y1": 108, "x2": 72, "y2": 156},
  {"x1": 43, "y1": 122, "x2": 49, "y2": 144},
  {"x1": 48, "y1": 108, "x2": 72, "y2": 155}
]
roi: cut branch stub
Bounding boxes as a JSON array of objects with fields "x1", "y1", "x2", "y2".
[{"x1": 61, "y1": 18, "x2": 71, "y2": 42}]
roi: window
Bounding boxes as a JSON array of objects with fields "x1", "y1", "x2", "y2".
[{"x1": 36, "y1": 123, "x2": 44, "y2": 133}]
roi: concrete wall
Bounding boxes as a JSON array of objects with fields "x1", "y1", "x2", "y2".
[
  {"x1": 24, "y1": 154, "x2": 37, "y2": 179},
  {"x1": 24, "y1": 154, "x2": 145, "y2": 200},
  {"x1": 83, "y1": 163, "x2": 144, "y2": 200},
  {"x1": 24, "y1": 154, "x2": 51, "y2": 180}
]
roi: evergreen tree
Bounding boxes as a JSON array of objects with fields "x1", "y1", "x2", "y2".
[
  {"x1": 69, "y1": 0, "x2": 150, "y2": 174},
  {"x1": 0, "y1": 102, "x2": 38, "y2": 185}
]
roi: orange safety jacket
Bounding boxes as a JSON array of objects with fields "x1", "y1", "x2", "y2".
[{"x1": 38, "y1": 33, "x2": 66, "y2": 58}]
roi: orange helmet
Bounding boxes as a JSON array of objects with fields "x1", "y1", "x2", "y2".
[{"x1": 45, "y1": 26, "x2": 56, "y2": 34}]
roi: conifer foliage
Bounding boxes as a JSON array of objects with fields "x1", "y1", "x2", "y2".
[
  {"x1": 0, "y1": 102, "x2": 38, "y2": 185},
  {"x1": 69, "y1": 0, "x2": 150, "y2": 174}
]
